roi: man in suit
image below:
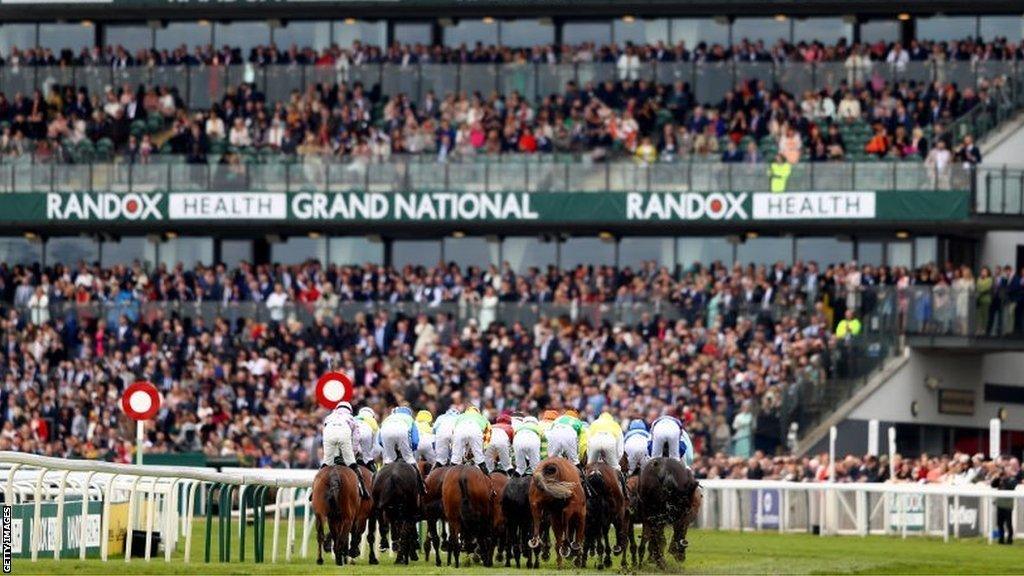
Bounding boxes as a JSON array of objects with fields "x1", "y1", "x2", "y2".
[{"x1": 373, "y1": 311, "x2": 395, "y2": 354}]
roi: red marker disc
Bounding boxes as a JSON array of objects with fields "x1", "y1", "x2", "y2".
[
  {"x1": 122, "y1": 381, "x2": 161, "y2": 421},
  {"x1": 315, "y1": 371, "x2": 353, "y2": 410}
]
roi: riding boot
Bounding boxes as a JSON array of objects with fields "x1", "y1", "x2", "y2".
[
  {"x1": 417, "y1": 468, "x2": 427, "y2": 494},
  {"x1": 617, "y1": 470, "x2": 628, "y2": 496},
  {"x1": 422, "y1": 462, "x2": 433, "y2": 477},
  {"x1": 349, "y1": 463, "x2": 370, "y2": 499},
  {"x1": 479, "y1": 462, "x2": 490, "y2": 475}
]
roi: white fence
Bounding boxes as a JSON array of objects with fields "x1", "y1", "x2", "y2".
[{"x1": 0, "y1": 451, "x2": 1021, "y2": 564}]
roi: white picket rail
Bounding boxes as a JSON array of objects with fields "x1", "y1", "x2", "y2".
[{"x1": 1, "y1": 451, "x2": 1021, "y2": 564}]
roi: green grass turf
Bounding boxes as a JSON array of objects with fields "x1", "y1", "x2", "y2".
[{"x1": 13, "y1": 519, "x2": 1022, "y2": 575}]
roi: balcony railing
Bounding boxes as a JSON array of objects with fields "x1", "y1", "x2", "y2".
[
  {"x1": 0, "y1": 158, "x2": 974, "y2": 194},
  {"x1": 3, "y1": 60, "x2": 1019, "y2": 111}
]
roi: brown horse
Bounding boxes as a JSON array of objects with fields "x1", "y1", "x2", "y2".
[
  {"x1": 529, "y1": 457, "x2": 587, "y2": 569},
  {"x1": 368, "y1": 461, "x2": 421, "y2": 565},
  {"x1": 311, "y1": 465, "x2": 360, "y2": 566},
  {"x1": 636, "y1": 457, "x2": 701, "y2": 570},
  {"x1": 422, "y1": 465, "x2": 451, "y2": 566},
  {"x1": 583, "y1": 462, "x2": 629, "y2": 569},
  {"x1": 346, "y1": 464, "x2": 375, "y2": 559},
  {"x1": 625, "y1": 474, "x2": 641, "y2": 567},
  {"x1": 441, "y1": 465, "x2": 495, "y2": 568},
  {"x1": 488, "y1": 471, "x2": 510, "y2": 565}
]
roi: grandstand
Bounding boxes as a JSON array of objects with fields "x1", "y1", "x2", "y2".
[{"x1": 0, "y1": 0, "x2": 1023, "y2": 570}]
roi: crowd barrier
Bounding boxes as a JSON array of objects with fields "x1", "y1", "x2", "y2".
[{"x1": 1, "y1": 452, "x2": 1020, "y2": 565}]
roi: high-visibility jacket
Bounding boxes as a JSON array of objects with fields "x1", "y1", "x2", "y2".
[
  {"x1": 770, "y1": 162, "x2": 791, "y2": 193},
  {"x1": 836, "y1": 317, "x2": 862, "y2": 338}
]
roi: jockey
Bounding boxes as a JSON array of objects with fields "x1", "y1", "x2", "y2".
[
  {"x1": 484, "y1": 413, "x2": 515, "y2": 475},
  {"x1": 432, "y1": 406, "x2": 461, "y2": 467},
  {"x1": 354, "y1": 406, "x2": 380, "y2": 470},
  {"x1": 538, "y1": 409, "x2": 559, "y2": 458},
  {"x1": 451, "y1": 405, "x2": 491, "y2": 472},
  {"x1": 321, "y1": 402, "x2": 369, "y2": 499},
  {"x1": 623, "y1": 419, "x2": 652, "y2": 476},
  {"x1": 415, "y1": 410, "x2": 437, "y2": 473},
  {"x1": 650, "y1": 413, "x2": 692, "y2": 466},
  {"x1": 379, "y1": 406, "x2": 419, "y2": 466},
  {"x1": 586, "y1": 411, "x2": 628, "y2": 495},
  {"x1": 512, "y1": 416, "x2": 543, "y2": 476},
  {"x1": 547, "y1": 409, "x2": 586, "y2": 466}
]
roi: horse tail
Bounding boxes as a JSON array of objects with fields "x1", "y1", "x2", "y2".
[
  {"x1": 327, "y1": 467, "x2": 343, "y2": 519},
  {"x1": 533, "y1": 462, "x2": 574, "y2": 500},
  {"x1": 458, "y1": 468, "x2": 476, "y2": 528}
]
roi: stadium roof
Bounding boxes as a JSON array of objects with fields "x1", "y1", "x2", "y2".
[{"x1": 2, "y1": 0, "x2": 1023, "y2": 21}]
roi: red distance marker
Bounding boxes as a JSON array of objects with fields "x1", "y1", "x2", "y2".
[
  {"x1": 121, "y1": 381, "x2": 161, "y2": 421},
  {"x1": 315, "y1": 371, "x2": 353, "y2": 410}
]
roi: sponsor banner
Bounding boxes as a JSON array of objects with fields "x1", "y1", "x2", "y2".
[
  {"x1": 750, "y1": 488, "x2": 781, "y2": 529},
  {"x1": 8, "y1": 500, "x2": 104, "y2": 558},
  {"x1": 0, "y1": 190, "x2": 970, "y2": 225},
  {"x1": 947, "y1": 496, "x2": 980, "y2": 538},
  {"x1": 887, "y1": 493, "x2": 925, "y2": 532}
]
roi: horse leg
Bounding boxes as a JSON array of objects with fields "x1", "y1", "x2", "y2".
[
  {"x1": 315, "y1": 515, "x2": 325, "y2": 566},
  {"x1": 637, "y1": 523, "x2": 648, "y2": 567},
  {"x1": 335, "y1": 518, "x2": 353, "y2": 566},
  {"x1": 451, "y1": 524, "x2": 462, "y2": 569},
  {"x1": 654, "y1": 523, "x2": 668, "y2": 571},
  {"x1": 528, "y1": 498, "x2": 544, "y2": 550}
]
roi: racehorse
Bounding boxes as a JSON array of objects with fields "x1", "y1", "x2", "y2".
[
  {"x1": 636, "y1": 457, "x2": 701, "y2": 570},
  {"x1": 441, "y1": 465, "x2": 495, "y2": 568},
  {"x1": 311, "y1": 465, "x2": 360, "y2": 566},
  {"x1": 368, "y1": 461, "x2": 421, "y2": 565},
  {"x1": 488, "y1": 471, "x2": 510, "y2": 565},
  {"x1": 347, "y1": 464, "x2": 375, "y2": 559},
  {"x1": 422, "y1": 465, "x2": 451, "y2": 566},
  {"x1": 502, "y1": 475, "x2": 539, "y2": 569},
  {"x1": 529, "y1": 457, "x2": 587, "y2": 569},
  {"x1": 625, "y1": 474, "x2": 641, "y2": 567},
  {"x1": 582, "y1": 462, "x2": 628, "y2": 569}
]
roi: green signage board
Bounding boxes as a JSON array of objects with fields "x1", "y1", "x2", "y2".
[
  {"x1": 0, "y1": 190, "x2": 970, "y2": 226},
  {"x1": 7, "y1": 500, "x2": 104, "y2": 559}
]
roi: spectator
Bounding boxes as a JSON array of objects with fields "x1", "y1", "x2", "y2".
[{"x1": 835, "y1": 309, "x2": 862, "y2": 338}]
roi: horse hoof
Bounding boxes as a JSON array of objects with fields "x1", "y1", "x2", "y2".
[
  {"x1": 316, "y1": 558, "x2": 323, "y2": 565},
  {"x1": 528, "y1": 538, "x2": 541, "y2": 549},
  {"x1": 559, "y1": 545, "x2": 571, "y2": 558},
  {"x1": 368, "y1": 557, "x2": 379, "y2": 565},
  {"x1": 613, "y1": 545, "x2": 624, "y2": 555}
]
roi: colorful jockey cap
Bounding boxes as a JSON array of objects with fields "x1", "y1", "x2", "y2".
[
  {"x1": 416, "y1": 410, "x2": 433, "y2": 425},
  {"x1": 523, "y1": 416, "x2": 539, "y2": 424},
  {"x1": 358, "y1": 407, "x2": 376, "y2": 420},
  {"x1": 335, "y1": 401, "x2": 353, "y2": 413},
  {"x1": 496, "y1": 413, "x2": 512, "y2": 425},
  {"x1": 627, "y1": 419, "x2": 648, "y2": 433},
  {"x1": 541, "y1": 409, "x2": 559, "y2": 421},
  {"x1": 564, "y1": 408, "x2": 580, "y2": 419},
  {"x1": 394, "y1": 406, "x2": 413, "y2": 417}
]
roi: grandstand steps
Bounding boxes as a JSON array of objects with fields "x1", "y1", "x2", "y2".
[
  {"x1": 980, "y1": 110, "x2": 1024, "y2": 162},
  {"x1": 793, "y1": 349, "x2": 910, "y2": 457}
]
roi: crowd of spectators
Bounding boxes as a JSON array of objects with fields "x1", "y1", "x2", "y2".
[
  {"x1": 0, "y1": 36, "x2": 1007, "y2": 165},
  {"x1": 0, "y1": 256, "x2": 1019, "y2": 469},
  {"x1": 693, "y1": 451, "x2": 1023, "y2": 487}
]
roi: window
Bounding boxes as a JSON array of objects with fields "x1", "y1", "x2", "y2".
[
  {"x1": 793, "y1": 17, "x2": 851, "y2": 45},
  {"x1": 442, "y1": 237, "x2": 498, "y2": 269},
  {"x1": 39, "y1": 23, "x2": 94, "y2": 53},
  {"x1": 560, "y1": 238, "x2": 615, "y2": 269},
  {"x1": 392, "y1": 240, "x2": 441, "y2": 269},
  {"x1": 159, "y1": 238, "x2": 213, "y2": 268},
  {"x1": 980, "y1": 16, "x2": 1024, "y2": 43},
  {"x1": 859, "y1": 19, "x2": 899, "y2": 44},
  {"x1": 613, "y1": 19, "x2": 669, "y2": 45},
  {"x1": 106, "y1": 25, "x2": 153, "y2": 53},
  {"x1": 736, "y1": 237, "x2": 793, "y2": 267},
  {"x1": 914, "y1": 237, "x2": 937, "y2": 267},
  {"x1": 619, "y1": 237, "x2": 674, "y2": 268},
  {"x1": 671, "y1": 18, "x2": 728, "y2": 47},
  {"x1": 857, "y1": 240, "x2": 884, "y2": 266},
  {"x1": 271, "y1": 237, "x2": 326, "y2": 265},
  {"x1": 887, "y1": 241, "x2": 912, "y2": 269},
  {"x1": 273, "y1": 21, "x2": 332, "y2": 51},
  {"x1": 443, "y1": 19, "x2": 498, "y2": 48},
  {"x1": 333, "y1": 20, "x2": 387, "y2": 49},
  {"x1": 155, "y1": 22, "x2": 212, "y2": 51},
  {"x1": 563, "y1": 22, "x2": 613, "y2": 46},
  {"x1": 214, "y1": 22, "x2": 271, "y2": 53},
  {"x1": 677, "y1": 237, "x2": 733, "y2": 270},
  {"x1": 101, "y1": 237, "x2": 153, "y2": 268},
  {"x1": 795, "y1": 237, "x2": 853, "y2": 266},
  {"x1": 502, "y1": 237, "x2": 557, "y2": 272},
  {"x1": 732, "y1": 18, "x2": 790, "y2": 45},
  {"x1": 393, "y1": 22, "x2": 432, "y2": 45},
  {"x1": 917, "y1": 16, "x2": 977, "y2": 42},
  {"x1": 329, "y1": 237, "x2": 384, "y2": 265},
  {"x1": 0, "y1": 24, "x2": 36, "y2": 58},
  {"x1": 499, "y1": 20, "x2": 554, "y2": 48},
  {"x1": 221, "y1": 240, "x2": 253, "y2": 266},
  {"x1": 46, "y1": 237, "x2": 99, "y2": 266},
  {"x1": 0, "y1": 237, "x2": 42, "y2": 266}
]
